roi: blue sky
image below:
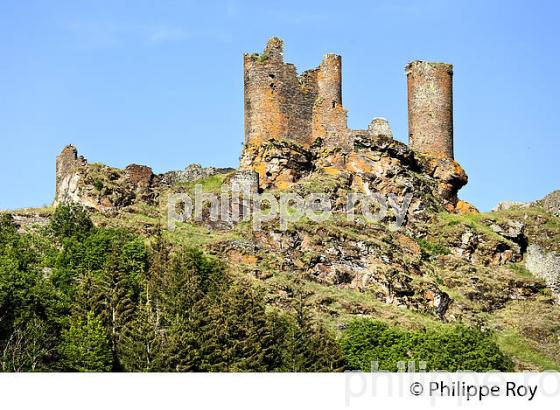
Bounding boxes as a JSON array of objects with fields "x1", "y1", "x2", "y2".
[{"x1": 0, "y1": 0, "x2": 558, "y2": 211}]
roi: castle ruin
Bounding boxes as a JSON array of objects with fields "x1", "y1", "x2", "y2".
[
  {"x1": 54, "y1": 37, "x2": 468, "y2": 215},
  {"x1": 244, "y1": 37, "x2": 348, "y2": 148},
  {"x1": 406, "y1": 61, "x2": 454, "y2": 159},
  {"x1": 55, "y1": 144, "x2": 87, "y2": 204},
  {"x1": 243, "y1": 37, "x2": 455, "y2": 160}
]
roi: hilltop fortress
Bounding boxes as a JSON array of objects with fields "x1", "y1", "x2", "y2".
[
  {"x1": 243, "y1": 37, "x2": 454, "y2": 158},
  {"x1": 238, "y1": 37, "x2": 468, "y2": 212},
  {"x1": 54, "y1": 37, "x2": 472, "y2": 217}
]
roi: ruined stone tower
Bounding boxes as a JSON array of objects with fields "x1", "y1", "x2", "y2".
[
  {"x1": 55, "y1": 144, "x2": 87, "y2": 201},
  {"x1": 243, "y1": 37, "x2": 348, "y2": 148},
  {"x1": 406, "y1": 61, "x2": 454, "y2": 159},
  {"x1": 312, "y1": 53, "x2": 347, "y2": 146}
]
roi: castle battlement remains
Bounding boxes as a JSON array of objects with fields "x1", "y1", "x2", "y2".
[
  {"x1": 243, "y1": 37, "x2": 455, "y2": 160},
  {"x1": 54, "y1": 37, "x2": 468, "y2": 215},
  {"x1": 406, "y1": 61, "x2": 454, "y2": 159},
  {"x1": 244, "y1": 37, "x2": 348, "y2": 148}
]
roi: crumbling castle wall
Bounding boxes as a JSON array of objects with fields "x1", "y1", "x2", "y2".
[
  {"x1": 368, "y1": 117, "x2": 393, "y2": 139},
  {"x1": 54, "y1": 145, "x2": 158, "y2": 211},
  {"x1": 56, "y1": 145, "x2": 87, "y2": 198},
  {"x1": 311, "y1": 54, "x2": 348, "y2": 146},
  {"x1": 244, "y1": 37, "x2": 348, "y2": 149},
  {"x1": 406, "y1": 61, "x2": 454, "y2": 159},
  {"x1": 245, "y1": 39, "x2": 456, "y2": 163}
]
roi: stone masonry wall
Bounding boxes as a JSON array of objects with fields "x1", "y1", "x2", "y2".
[
  {"x1": 55, "y1": 144, "x2": 87, "y2": 201},
  {"x1": 406, "y1": 61, "x2": 454, "y2": 159},
  {"x1": 311, "y1": 54, "x2": 348, "y2": 147},
  {"x1": 244, "y1": 37, "x2": 348, "y2": 149}
]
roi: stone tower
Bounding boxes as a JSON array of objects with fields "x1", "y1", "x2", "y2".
[
  {"x1": 55, "y1": 145, "x2": 86, "y2": 197},
  {"x1": 243, "y1": 37, "x2": 348, "y2": 149},
  {"x1": 311, "y1": 54, "x2": 347, "y2": 146},
  {"x1": 406, "y1": 61, "x2": 454, "y2": 159}
]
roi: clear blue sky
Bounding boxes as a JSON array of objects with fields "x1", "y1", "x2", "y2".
[{"x1": 0, "y1": 0, "x2": 558, "y2": 211}]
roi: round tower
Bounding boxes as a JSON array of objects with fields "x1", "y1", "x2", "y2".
[
  {"x1": 406, "y1": 61, "x2": 454, "y2": 159},
  {"x1": 243, "y1": 37, "x2": 289, "y2": 147},
  {"x1": 312, "y1": 54, "x2": 348, "y2": 146},
  {"x1": 317, "y1": 54, "x2": 342, "y2": 108}
]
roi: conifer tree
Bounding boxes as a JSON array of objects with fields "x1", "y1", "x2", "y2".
[
  {"x1": 60, "y1": 312, "x2": 112, "y2": 372},
  {"x1": 118, "y1": 287, "x2": 165, "y2": 372},
  {"x1": 282, "y1": 277, "x2": 345, "y2": 371}
]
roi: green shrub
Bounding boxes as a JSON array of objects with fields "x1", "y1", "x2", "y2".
[
  {"x1": 0, "y1": 214, "x2": 18, "y2": 243},
  {"x1": 340, "y1": 319, "x2": 513, "y2": 372},
  {"x1": 60, "y1": 312, "x2": 113, "y2": 372},
  {"x1": 417, "y1": 238, "x2": 450, "y2": 258},
  {"x1": 93, "y1": 180, "x2": 104, "y2": 191},
  {"x1": 49, "y1": 203, "x2": 94, "y2": 241}
]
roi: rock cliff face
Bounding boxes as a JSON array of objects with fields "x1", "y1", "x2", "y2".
[
  {"x1": 240, "y1": 133, "x2": 468, "y2": 216},
  {"x1": 50, "y1": 140, "x2": 560, "y2": 326},
  {"x1": 536, "y1": 190, "x2": 560, "y2": 217}
]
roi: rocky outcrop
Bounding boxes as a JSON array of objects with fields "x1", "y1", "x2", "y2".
[
  {"x1": 492, "y1": 190, "x2": 560, "y2": 216},
  {"x1": 240, "y1": 139, "x2": 314, "y2": 190},
  {"x1": 488, "y1": 220, "x2": 527, "y2": 252},
  {"x1": 249, "y1": 220, "x2": 453, "y2": 319},
  {"x1": 54, "y1": 147, "x2": 238, "y2": 213},
  {"x1": 414, "y1": 153, "x2": 468, "y2": 211},
  {"x1": 158, "y1": 163, "x2": 235, "y2": 187},
  {"x1": 492, "y1": 200, "x2": 529, "y2": 212},
  {"x1": 240, "y1": 132, "x2": 469, "y2": 221},
  {"x1": 526, "y1": 245, "x2": 560, "y2": 298},
  {"x1": 49, "y1": 142, "x2": 559, "y2": 326},
  {"x1": 536, "y1": 190, "x2": 560, "y2": 217},
  {"x1": 56, "y1": 161, "x2": 153, "y2": 212},
  {"x1": 52, "y1": 147, "x2": 161, "y2": 212}
]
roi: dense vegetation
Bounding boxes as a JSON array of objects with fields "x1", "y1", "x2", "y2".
[
  {"x1": 0, "y1": 205, "x2": 512, "y2": 372},
  {"x1": 340, "y1": 319, "x2": 513, "y2": 371}
]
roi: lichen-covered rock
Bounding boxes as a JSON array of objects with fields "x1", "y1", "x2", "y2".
[
  {"x1": 240, "y1": 139, "x2": 314, "y2": 189},
  {"x1": 238, "y1": 132, "x2": 470, "y2": 227},
  {"x1": 415, "y1": 153, "x2": 468, "y2": 211},
  {"x1": 456, "y1": 200, "x2": 479, "y2": 214},
  {"x1": 526, "y1": 245, "x2": 560, "y2": 298},
  {"x1": 536, "y1": 190, "x2": 560, "y2": 217},
  {"x1": 158, "y1": 163, "x2": 235, "y2": 187}
]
